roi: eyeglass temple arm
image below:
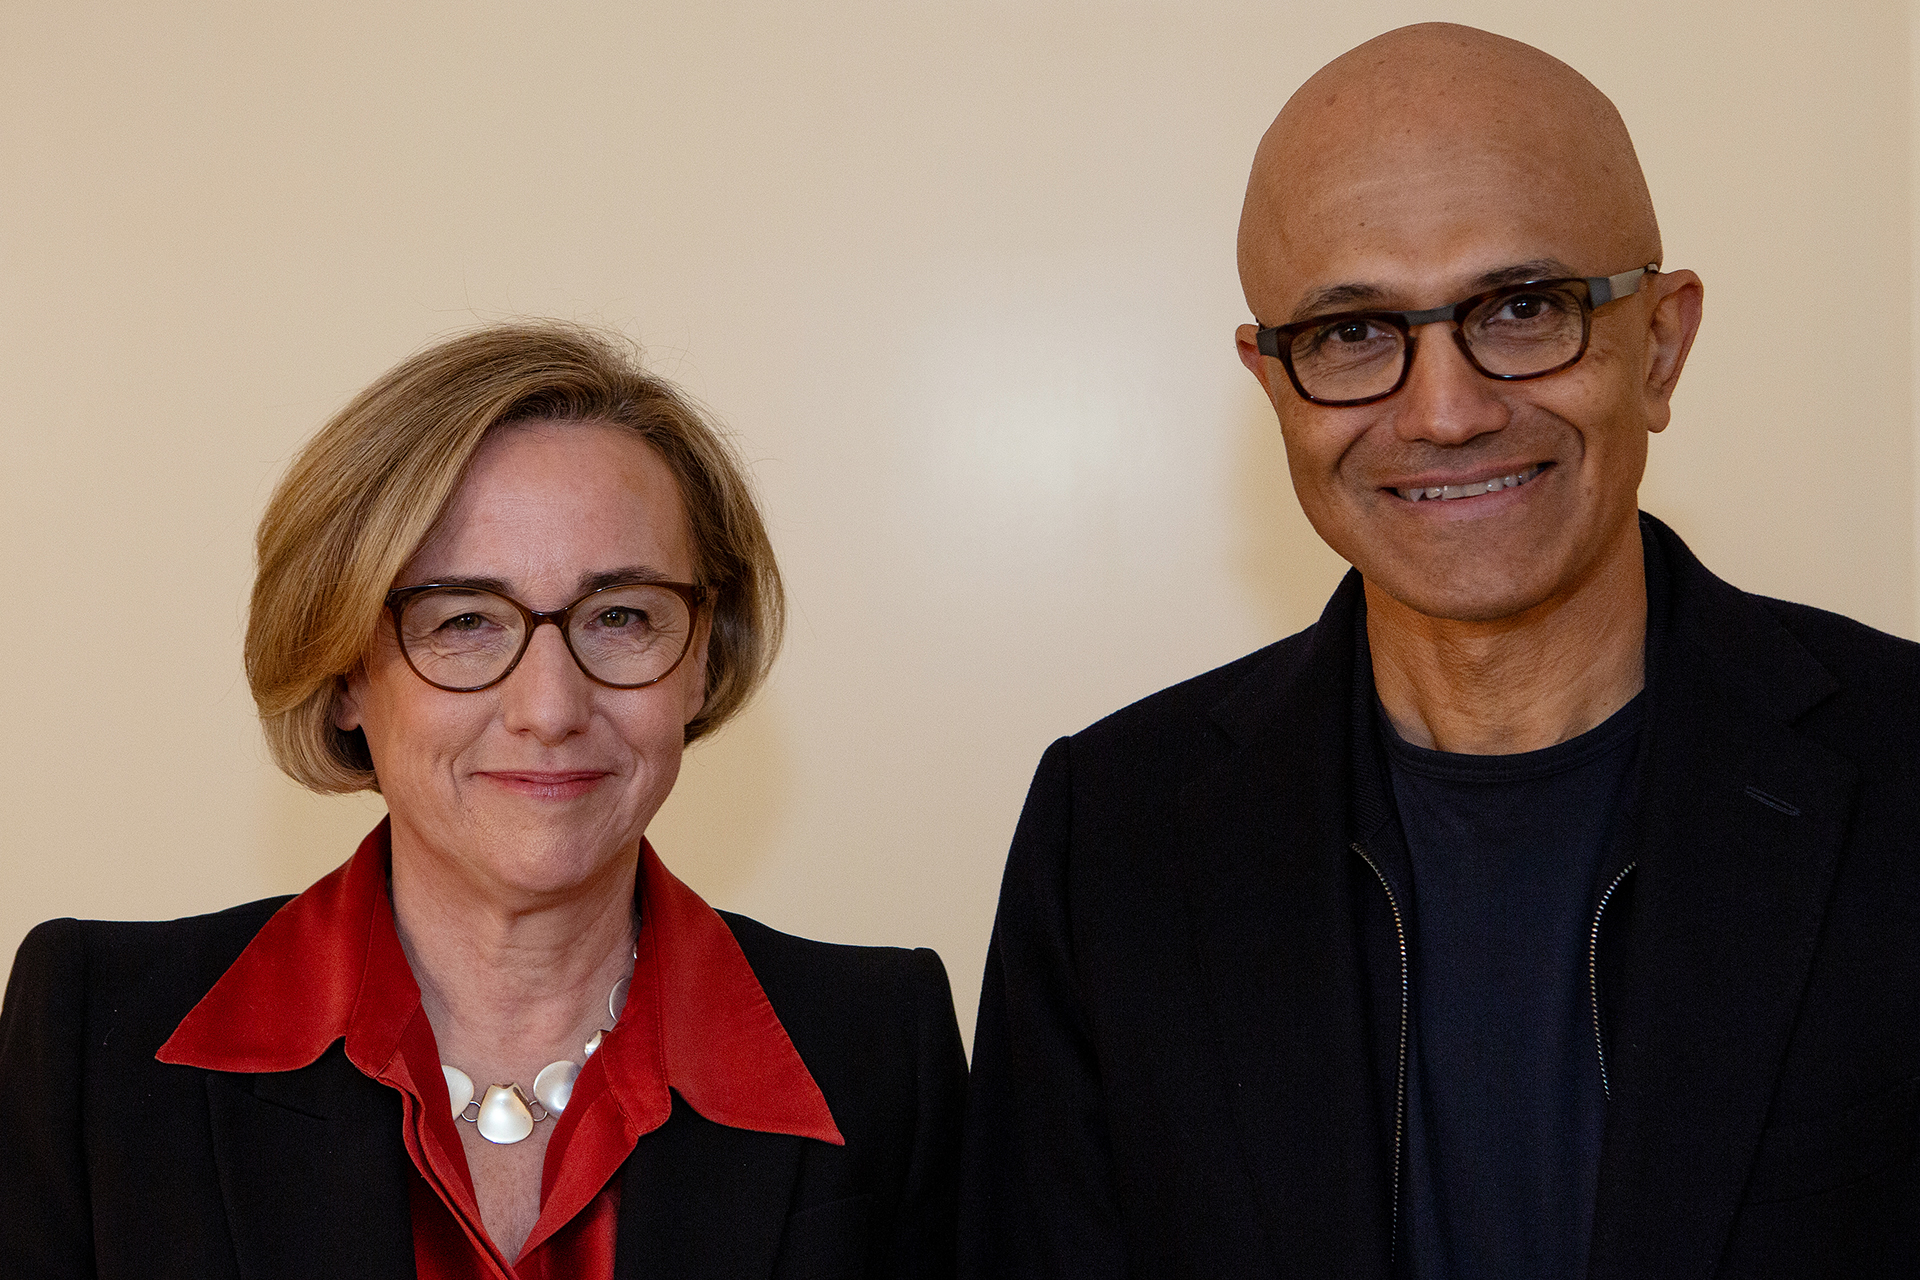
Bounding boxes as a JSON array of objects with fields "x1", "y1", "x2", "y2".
[{"x1": 1588, "y1": 264, "x2": 1659, "y2": 307}]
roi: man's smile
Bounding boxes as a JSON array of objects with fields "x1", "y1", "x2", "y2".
[{"x1": 1392, "y1": 462, "x2": 1548, "y2": 503}]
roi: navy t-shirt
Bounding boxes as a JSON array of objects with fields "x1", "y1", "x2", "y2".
[{"x1": 1381, "y1": 693, "x2": 1643, "y2": 1280}]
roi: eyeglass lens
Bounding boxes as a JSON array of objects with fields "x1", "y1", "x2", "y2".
[
  {"x1": 1288, "y1": 282, "x2": 1589, "y2": 403},
  {"x1": 396, "y1": 584, "x2": 694, "y2": 690}
]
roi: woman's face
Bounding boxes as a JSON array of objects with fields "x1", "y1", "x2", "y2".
[{"x1": 336, "y1": 420, "x2": 709, "y2": 905}]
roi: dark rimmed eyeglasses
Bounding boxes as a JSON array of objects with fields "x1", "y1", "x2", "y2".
[
  {"x1": 385, "y1": 580, "x2": 711, "y2": 693},
  {"x1": 1253, "y1": 264, "x2": 1658, "y2": 407}
]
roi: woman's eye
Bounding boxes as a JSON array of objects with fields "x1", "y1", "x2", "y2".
[
  {"x1": 440, "y1": 613, "x2": 487, "y2": 632},
  {"x1": 599, "y1": 608, "x2": 649, "y2": 629}
]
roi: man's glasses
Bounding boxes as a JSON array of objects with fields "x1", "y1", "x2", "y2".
[
  {"x1": 385, "y1": 580, "x2": 710, "y2": 692},
  {"x1": 1254, "y1": 264, "x2": 1657, "y2": 407}
]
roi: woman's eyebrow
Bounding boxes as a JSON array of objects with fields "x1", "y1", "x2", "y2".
[
  {"x1": 407, "y1": 575, "x2": 513, "y2": 594},
  {"x1": 576, "y1": 566, "x2": 675, "y2": 593}
]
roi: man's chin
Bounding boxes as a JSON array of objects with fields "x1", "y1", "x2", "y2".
[{"x1": 1362, "y1": 559, "x2": 1565, "y2": 628}]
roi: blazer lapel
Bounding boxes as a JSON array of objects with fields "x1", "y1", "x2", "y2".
[
  {"x1": 203, "y1": 1043, "x2": 416, "y2": 1280},
  {"x1": 616, "y1": 1094, "x2": 805, "y2": 1280},
  {"x1": 1588, "y1": 537, "x2": 1856, "y2": 1279},
  {"x1": 1176, "y1": 575, "x2": 1395, "y2": 1270}
]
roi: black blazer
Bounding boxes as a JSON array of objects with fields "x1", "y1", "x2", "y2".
[
  {"x1": 0, "y1": 898, "x2": 966, "y2": 1279},
  {"x1": 961, "y1": 515, "x2": 1920, "y2": 1278}
]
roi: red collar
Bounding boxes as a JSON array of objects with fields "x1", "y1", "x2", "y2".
[{"x1": 159, "y1": 819, "x2": 842, "y2": 1148}]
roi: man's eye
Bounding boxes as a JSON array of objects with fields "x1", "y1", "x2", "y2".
[{"x1": 1491, "y1": 291, "x2": 1571, "y2": 323}]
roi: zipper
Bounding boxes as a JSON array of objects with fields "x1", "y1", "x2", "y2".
[
  {"x1": 1351, "y1": 841, "x2": 1409, "y2": 1258},
  {"x1": 1588, "y1": 861, "x2": 1636, "y2": 1100}
]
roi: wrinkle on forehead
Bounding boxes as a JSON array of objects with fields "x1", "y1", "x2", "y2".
[{"x1": 1238, "y1": 23, "x2": 1660, "y2": 317}]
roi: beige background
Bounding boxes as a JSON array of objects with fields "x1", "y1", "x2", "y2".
[{"x1": 3, "y1": 2, "x2": 1915, "y2": 1049}]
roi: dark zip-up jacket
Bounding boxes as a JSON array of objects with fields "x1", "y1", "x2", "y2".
[{"x1": 960, "y1": 513, "x2": 1920, "y2": 1278}]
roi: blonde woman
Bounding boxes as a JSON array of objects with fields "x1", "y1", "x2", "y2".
[{"x1": 1, "y1": 323, "x2": 965, "y2": 1279}]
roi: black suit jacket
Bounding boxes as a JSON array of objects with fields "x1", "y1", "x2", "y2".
[
  {"x1": 0, "y1": 898, "x2": 966, "y2": 1279},
  {"x1": 960, "y1": 515, "x2": 1920, "y2": 1278}
]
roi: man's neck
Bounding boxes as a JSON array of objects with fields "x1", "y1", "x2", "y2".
[{"x1": 1365, "y1": 528, "x2": 1648, "y2": 755}]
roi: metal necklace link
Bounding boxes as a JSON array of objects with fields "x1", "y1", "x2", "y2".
[{"x1": 442, "y1": 948, "x2": 635, "y2": 1145}]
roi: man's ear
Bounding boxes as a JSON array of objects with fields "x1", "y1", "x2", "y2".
[
  {"x1": 1641, "y1": 269, "x2": 1704, "y2": 433},
  {"x1": 1238, "y1": 323, "x2": 1302, "y2": 420},
  {"x1": 1236, "y1": 323, "x2": 1277, "y2": 389}
]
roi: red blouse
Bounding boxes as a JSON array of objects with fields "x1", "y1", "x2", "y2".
[{"x1": 158, "y1": 821, "x2": 842, "y2": 1278}]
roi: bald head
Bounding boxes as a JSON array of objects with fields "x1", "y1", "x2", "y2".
[{"x1": 1238, "y1": 24, "x2": 1660, "y2": 323}]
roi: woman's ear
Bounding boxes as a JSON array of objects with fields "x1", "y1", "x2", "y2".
[
  {"x1": 333, "y1": 670, "x2": 365, "y2": 732},
  {"x1": 682, "y1": 612, "x2": 714, "y2": 727}
]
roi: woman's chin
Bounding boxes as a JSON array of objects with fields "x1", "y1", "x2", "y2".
[{"x1": 395, "y1": 806, "x2": 646, "y2": 907}]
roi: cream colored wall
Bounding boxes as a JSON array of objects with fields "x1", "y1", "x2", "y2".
[{"x1": 2, "y1": 2, "x2": 1913, "y2": 1047}]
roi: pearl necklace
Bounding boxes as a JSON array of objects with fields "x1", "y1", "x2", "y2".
[{"x1": 440, "y1": 955, "x2": 633, "y2": 1146}]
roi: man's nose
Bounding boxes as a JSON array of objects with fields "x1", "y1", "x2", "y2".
[
  {"x1": 1389, "y1": 323, "x2": 1510, "y2": 445},
  {"x1": 499, "y1": 620, "x2": 594, "y2": 744}
]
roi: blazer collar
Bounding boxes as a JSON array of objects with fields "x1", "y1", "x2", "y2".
[
  {"x1": 1587, "y1": 516, "x2": 1856, "y2": 1278},
  {"x1": 615, "y1": 1096, "x2": 808, "y2": 1280},
  {"x1": 1177, "y1": 570, "x2": 1396, "y2": 1269},
  {"x1": 201, "y1": 1044, "x2": 417, "y2": 1280}
]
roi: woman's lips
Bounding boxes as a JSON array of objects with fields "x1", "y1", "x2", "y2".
[{"x1": 476, "y1": 771, "x2": 610, "y2": 800}]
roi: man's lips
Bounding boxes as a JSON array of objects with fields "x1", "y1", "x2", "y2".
[
  {"x1": 476, "y1": 770, "x2": 611, "y2": 799},
  {"x1": 1389, "y1": 462, "x2": 1547, "y2": 503}
]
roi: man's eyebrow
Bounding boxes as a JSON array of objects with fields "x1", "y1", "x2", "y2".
[
  {"x1": 1285, "y1": 259, "x2": 1580, "y2": 323},
  {"x1": 1470, "y1": 258, "x2": 1577, "y2": 290},
  {"x1": 1288, "y1": 282, "x2": 1384, "y2": 321}
]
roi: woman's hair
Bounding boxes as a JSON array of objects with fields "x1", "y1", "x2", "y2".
[{"x1": 247, "y1": 321, "x2": 784, "y2": 793}]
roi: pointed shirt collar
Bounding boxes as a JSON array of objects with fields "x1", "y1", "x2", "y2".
[{"x1": 159, "y1": 819, "x2": 843, "y2": 1148}]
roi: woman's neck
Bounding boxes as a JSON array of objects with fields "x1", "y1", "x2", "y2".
[{"x1": 388, "y1": 848, "x2": 639, "y2": 1084}]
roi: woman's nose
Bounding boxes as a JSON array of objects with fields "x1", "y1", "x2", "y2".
[{"x1": 498, "y1": 621, "x2": 594, "y2": 742}]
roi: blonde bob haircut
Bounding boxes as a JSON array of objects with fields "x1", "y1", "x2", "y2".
[{"x1": 247, "y1": 321, "x2": 784, "y2": 794}]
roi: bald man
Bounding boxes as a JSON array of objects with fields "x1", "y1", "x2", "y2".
[{"x1": 961, "y1": 24, "x2": 1919, "y2": 1280}]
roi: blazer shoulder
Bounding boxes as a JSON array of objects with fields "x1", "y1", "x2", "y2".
[
  {"x1": 1750, "y1": 593, "x2": 1920, "y2": 767},
  {"x1": 1071, "y1": 628, "x2": 1318, "y2": 755},
  {"x1": 717, "y1": 910, "x2": 956, "y2": 1028},
  {"x1": 716, "y1": 911, "x2": 966, "y2": 1159},
  {"x1": 1752, "y1": 594, "x2": 1920, "y2": 684},
  {"x1": 6, "y1": 896, "x2": 294, "y2": 1053},
  {"x1": 16, "y1": 894, "x2": 291, "y2": 978}
]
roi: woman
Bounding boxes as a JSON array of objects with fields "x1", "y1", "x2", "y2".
[{"x1": 0, "y1": 323, "x2": 966, "y2": 1279}]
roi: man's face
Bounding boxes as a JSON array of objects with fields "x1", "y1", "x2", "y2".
[{"x1": 1239, "y1": 136, "x2": 1694, "y2": 625}]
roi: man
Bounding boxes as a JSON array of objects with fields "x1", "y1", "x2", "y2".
[{"x1": 960, "y1": 23, "x2": 1918, "y2": 1280}]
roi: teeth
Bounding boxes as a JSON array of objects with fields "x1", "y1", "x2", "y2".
[{"x1": 1398, "y1": 464, "x2": 1542, "y2": 502}]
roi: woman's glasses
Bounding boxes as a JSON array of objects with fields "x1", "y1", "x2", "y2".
[{"x1": 385, "y1": 580, "x2": 710, "y2": 692}]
